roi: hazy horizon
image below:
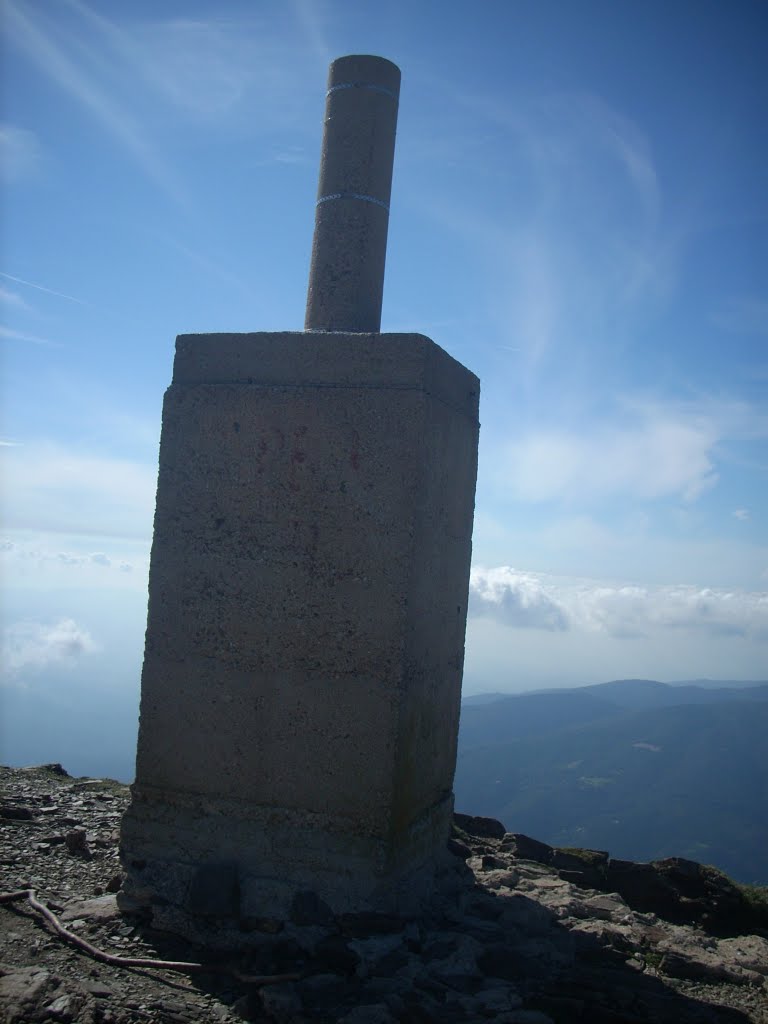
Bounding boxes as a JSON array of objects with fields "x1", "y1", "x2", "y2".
[{"x1": 2, "y1": 674, "x2": 765, "y2": 784}]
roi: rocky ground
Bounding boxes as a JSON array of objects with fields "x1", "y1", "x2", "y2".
[{"x1": 1, "y1": 764, "x2": 767, "y2": 1024}]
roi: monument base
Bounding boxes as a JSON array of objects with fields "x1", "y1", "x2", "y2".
[{"x1": 120, "y1": 784, "x2": 454, "y2": 943}]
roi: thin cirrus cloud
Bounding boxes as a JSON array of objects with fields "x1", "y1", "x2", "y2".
[
  {"x1": 415, "y1": 87, "x2": 672, "y2": 378},
  {"x1": 2, "y1": 618, "x2": 95, "y2": 675},
  {"x1": 469, "y1": 566, "x2": 768, "y2": 641},
  {"x1": 0, "y1": 123, "x2": 42, "y2": 185},
  {"x1": 4, "y1": 0, "x2": 186, "y2": 203},
  {"x1": 499, "y1": 407, "x2": 719, "y2": 504},
  {"x1": 0, "y1": 326, "x2": 57, "y2": 346},
  {"x1": 0, "y1": 284, "x2": 31, "y2": 310},
  {"x1": 6, "y1": 0, "x2": 325, "y2": 208},
  {"x1": 0, "y1": 271, "x2": 88, "y2": 306},
  {"x1": 290, "y1": 0, "x2": 332, "y2": 67},
  {"x1": 60, "y1": 0, "x2": 321, "y2": 129},
  {"x1": 61, "y1": 0, "x2": 257, "y2": 118},
  {"x1": 1, "y1": 441, "x2": 157, "y2": 539},
  {"x1": 711, "y1": 298, "x2": 768, "y2": 336}
]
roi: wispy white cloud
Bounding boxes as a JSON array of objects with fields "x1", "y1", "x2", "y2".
[
  {"x1": 0, "y1": 123, "x2": 42, "y2": 184},
  {"x1": 290, "y1": 0, "x2": 332, "y2": 68},
  {"x1": 1, "y1": 441, "x2": 156, "y2": 538},
  {"x1": 0, "y1": 285, "x2": 31, "y2": 310},
  {"x1": 412, "y1": 86, "x2": 676, "y2": 379},
  {"x1": 1, "y1": 536, "x2": 144, "y2": 582},
  {"x1": 733, "y1": 508, "x2": 750, "y2": 521},
  {"x1": 151, "y1": 232, "x2": 254, "y2": 301},
  {"x1": 0, "y1": 271, "x2": 87, "y2": 306},
  {"x1": 5, "y1": 0, "x2": 186, "y2": 202},
  {"x1": 472, "y1": 506, "x2": 768, "y2": 594},
  {"x1": 574, "y1": 93, "x2": 660, "y2": 228},
  {"x1": 469, "y1": 566, "x2": 768, "y2": 641},
  {"x1": 64, "y1": 1, "x2": 254, "y2": 118},
  {"x1": 711, "y1": 297, "x2": 768, "y2": 335},
  {"x1": 507, "y1": 234, "x2": 556, "y2": 371},
  {"x1": 490, "y1": 393, "x2": 768, "y2": 509},
  {"x1": 271, "y1": 145, "x2": 310, "y2": 166},
  {"x1": 49, "y1": 550, "x2": 122, "y2": 570},
  {"x1": 499, "y1": 401, "x2": 719, "y2": 504},
  {"x1": 0, "y1": 326, "x2": 57, "y2": 346},
  {"x1": 2, "y1": 618, "x2": 96, "y2": 675},
  {"x1": 60, "y1": 0, "x2": 318, "y2": 134}
]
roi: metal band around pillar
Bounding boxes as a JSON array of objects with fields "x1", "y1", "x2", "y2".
[
  {"x1": 317, "y1": 192, "x2": 390, "y2": 212},
  {"x1": 327, "y1": 81, "x2": 398, "y2": 100}
]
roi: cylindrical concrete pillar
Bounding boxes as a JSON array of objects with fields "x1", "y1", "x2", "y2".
[{"x1": 305, "y1": 55, "x2": 401, "y2": 333}]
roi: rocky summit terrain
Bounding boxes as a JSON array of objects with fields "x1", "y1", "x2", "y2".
[{"x1": 1, "y1": 765, "x2": 767, "y2": 1024}]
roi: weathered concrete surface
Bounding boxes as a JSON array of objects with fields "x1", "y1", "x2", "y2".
[
  {"x1": 305, "y1": 56, "x2": 400, "y2": 332},
  {"x1": 120, "y1": 331, "x2": 479, "y2": 934}
]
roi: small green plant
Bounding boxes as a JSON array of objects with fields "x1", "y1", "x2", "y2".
[
  {"x1": 736, "y1": 882, "x2": 768, "y2": 918},
  {"x1": 556, "y1": 847, "x2": 607, "y2": 866},
  {"x1": 643, "y1": 950, "x2": 664, "y2": 971}
]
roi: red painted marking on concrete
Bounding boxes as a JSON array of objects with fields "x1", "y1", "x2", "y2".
[{"x1": 349, "y1": 428, "x2": 362, "y2": 471}]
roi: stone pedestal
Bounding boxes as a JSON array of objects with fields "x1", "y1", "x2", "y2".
[{"x1": 120, "y1": 331, "x2": 479, "y2": 936}]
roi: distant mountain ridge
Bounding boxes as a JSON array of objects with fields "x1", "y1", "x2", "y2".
[
  {"x1": 532, "y1": 677, "x2": 768, "y2": 709},
  {"x1": 455, "y1": 678, "x2": 768, "y2": 884}
]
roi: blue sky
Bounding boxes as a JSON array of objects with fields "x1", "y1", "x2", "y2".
[{"x1": 2, "y1": 0, "x2": 766, "y2": 779}]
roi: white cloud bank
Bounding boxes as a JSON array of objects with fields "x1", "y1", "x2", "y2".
[
  {"x1": 470, "y1": 566, "x2": 768, "y2": 641},
  {"x1": 1, "y1": 538, "x2": 148, "y2": 595},
  {"x1": 470, "y1": 568, "x2": 569, "y2": 632},
  {"x1": 2, "y1": 618, "x2": 95, "y2": 674}
]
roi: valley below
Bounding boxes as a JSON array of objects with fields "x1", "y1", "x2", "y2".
[{"x1": 455, "y1": 679, "x2": 768, "y2": 886}]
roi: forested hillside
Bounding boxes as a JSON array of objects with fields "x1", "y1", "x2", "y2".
[{"x1": 455, "y1": 680, "x2": 768, "y2": 884}]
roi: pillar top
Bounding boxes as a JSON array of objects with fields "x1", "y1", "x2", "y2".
[
  {"x1": 326, "y1": 55, "x2": 401, "y2": 98},
  {"x1": 304, "y1": 54, "x2": 401, "y2": 333}
]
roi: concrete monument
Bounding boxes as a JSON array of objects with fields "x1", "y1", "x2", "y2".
[{"x1": 120, "y1": 55, "x2": 479, "y2": 941}]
